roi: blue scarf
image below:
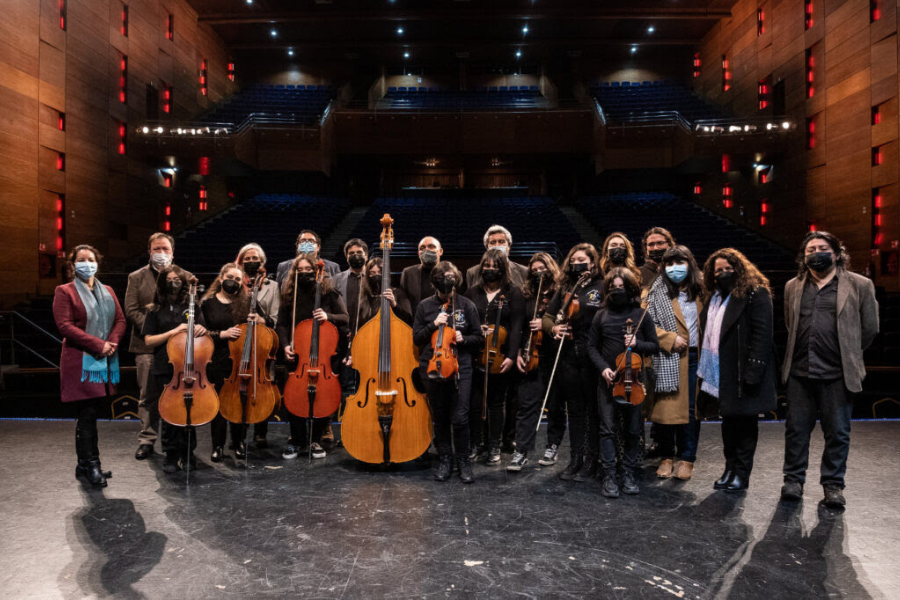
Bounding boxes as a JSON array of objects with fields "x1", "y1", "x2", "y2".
[
  {"x1": 73, "y1": 277, "x2": 120, "y2": 384},
  {"x1": 698, "y1": 291, "x2": 729, "y2": 398}
]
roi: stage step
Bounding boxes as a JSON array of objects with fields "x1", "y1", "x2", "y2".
[{"x1": 559, "y1": 205, "x2": 604, "y2": 248}]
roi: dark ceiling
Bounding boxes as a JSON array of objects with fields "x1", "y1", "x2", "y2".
[{"x1": 190, "y1": 0, "x2": 737, "y2": 67}]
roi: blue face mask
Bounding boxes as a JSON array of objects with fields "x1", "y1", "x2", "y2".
[
  {"x1": 297, "y1": 241, "x2": 317, "y2": 254},
  {"x1": 75, "y1": 261, "x2": 98, "y2": 280},
  {"x1": 665, "y1": 264, "x2": 688, "y2": 284}
]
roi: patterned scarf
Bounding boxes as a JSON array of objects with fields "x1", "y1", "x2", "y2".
[
  {"x1": 698, "y1": 291, "x2": 729, "y2": 398},
  {"x1": 73, "y1": 277, "x2": 120, "y2": 384},
  {"x1": 646, "y1": 276, "x2": 681, "y2": 393}
]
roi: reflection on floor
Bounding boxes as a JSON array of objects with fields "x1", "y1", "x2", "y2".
[{"x1": 1, "y1": 420, "x2": 897, "y2": 598}]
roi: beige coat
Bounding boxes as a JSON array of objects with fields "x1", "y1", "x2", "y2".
[{"x1": 647, "y1": 295, "x2": 704, "y2": 425}]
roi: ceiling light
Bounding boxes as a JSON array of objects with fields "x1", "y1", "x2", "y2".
[
  {"x1": 647, "y1": 25, "x2": 655, "y2": 34},
  {"x1": 516, "y1": 50, "x2": 522, "y2": 58},
  {"x1": 403, "y1": 51, "x2": 410, "y2": 59},
  {"x1": 246, "y1": 0, "x2": 252, "y2": 4},
  {"x1": 287, "y1": 49, "x2": 294, "y2": 56},
  {"x1": 270, "y1": 29, "x2": 277, "y2": 37},
  {"x1": 522, "y1": 25, "x2": 529, "y2": 34},
  {"x1": 630, "y1": 46, "x2": 638, "y2": 54},
  {"x1": 397, "y1": 27, "x2": 404, "y2": 35}
]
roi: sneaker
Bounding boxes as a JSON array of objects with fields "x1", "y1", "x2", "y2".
[
  {"x1": 310, "y1": 442, "x2": 327, "y2": 459},
  {"x1": 600, "y1": 475, "x2": 620, "y2": 498},
  {"x1": 469, "y1": 443, "x2": 486, "y2": 461},
  {"x1": 559, "y1": 458, "x2": 583, "y2": 481},
  {"x1": 621, "y1": 472, "x2": 640, "y2": 495},
  {"x1": 507, "y1": 451, "x2": 528, "y2": 472},
  {"x1": 538, "y1": 444, "x2": 559, "y2": 466},
  {"x1": 486, "y1": 445, "x2": 501, "y2": 465},
  {"x1": 573, "y1": 459, "x2": 599, "y2": 482},
  {"x1": 282, "y1": 445, "x2": 299, "y2": 460},
  {"x1": 781, "y1": 481, "x2": 803, "y2": 501},
  {"x1": 822, "y1": 485, "x2": 846, "y2": 508}
]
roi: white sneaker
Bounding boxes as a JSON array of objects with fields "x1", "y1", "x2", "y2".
[
  {"x1": 538, "y1": 444, "x2": 559, "y2": 466},
  {"x1": 310, "y1": 442, "x2": 326, "y2": 459},
  {"x1": 282, "y1": 445, "x2": 298, "y2": 460}
]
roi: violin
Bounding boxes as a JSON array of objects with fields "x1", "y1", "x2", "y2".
[
  {"x1": 159, "y1": 277, "x2": 220, "y2": 428},
  {"x1": 219, "y1": 274, "x2": 280, "y2": 426},
  {"x1": 284, "y1": 260, "x2": 343, "y2": 419},
  {"x1": 521, "y1": 275, "x2": 547, "y2": 373},
  {"x1": 479, "y1": 295, "x2": 507, "y2": 375},
  {"x1": 554, "y1": 270, "x2": 592, "y2": 338},
  {"x1": 426, "y1": 297, "x2": 458, "y2": 380},
  {"x1": 341, "y1": 214, "x2": 433, "y2": 464},
  {"x1": 612, "y1": 318, "x2": 646, "y2": 405}
]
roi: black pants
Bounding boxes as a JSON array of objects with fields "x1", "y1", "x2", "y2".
[
  {"x1": 288, "y1": 414, "x2": 328, "y2": 446},
  {"x1": 75, "y1": 397, "x2": 103, "y2": 463},
  {"x1": 469, "y1": 370, "x2": 514, "y2": 449},
  {"x1": 146, "y1": 373, "x2": 197, "y2": 457},
  {"x1": 514, "y1": 359, "x2": 559, "y2": 453},
  {"x1": 598, "y1": 384, "x2": 642, "y2": 476},
  {"x1": 210, "y1": 379, "x2": 246, "y2": 449},
  {"x1": 721, "y1": 415, "x2": 759, "y2": 480},
  {"x1": 426, "y1": 370, "x2": 471, "y2": 457},
  {"x1": 558, "y1": 349, "x2": 599, "y2": 461},
  {"x1": 783, "y1": 376, "x2": 853, "y2": 488}
]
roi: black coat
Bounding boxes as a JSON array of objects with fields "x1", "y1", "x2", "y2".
[{"x1": 698, "y1": 287, "x2": 777, "y2": 417}]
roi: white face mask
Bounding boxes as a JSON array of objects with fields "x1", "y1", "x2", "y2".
[
  {"x1": 491, "y1": 245, "x2": 508, "y2": 255},
  {"x1": 150, "y1": 252, "x2": 173, "y2": 270}
]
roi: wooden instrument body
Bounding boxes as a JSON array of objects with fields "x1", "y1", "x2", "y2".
[
  {"x1": 479, "y1": 324, "x2": 508, "y2": 374},
  {"x1": 342, "y1": 307, "x2": 432, "y2": 464},
  {"x1": 426, "y1": 302, "x2": 458, "y2": 380},
  {"x1": 612, "y1": 318, "x2": 646, "y2": 405},
  {"x1": 159, "y1": 332, "x2": 220, "y2": 426},
  {"x1": 522, "y1": 329, "x2": 542, "y2": 373},
  {"x1": 219, "y1": 321, "x2": 280, "y2": 424},
  {"x1": 284, "y1": 318, "x2": 342, "y2": 418}
]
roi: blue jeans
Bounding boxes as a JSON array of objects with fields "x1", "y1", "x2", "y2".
[{"x1": 657, "y1": 350, "x2": 701, "y2": 462}]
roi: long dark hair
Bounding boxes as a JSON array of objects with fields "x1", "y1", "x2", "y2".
[
  {"x1": 522, "y1": 252, "x2": 562, "y2": 300},
  {"x1": 599, "y1": 232, "x2": 641, "y2": 281},
  {"x1": 202, "y1": 262, "x2": 250, "y2": 322},
  {"x1": 150, "y1": 265, "x2": 190, "y2": 310},
  {"x1": 559, "y1": 243, "x2": 602, "y2": 286},
  {"x1": 474, "y1": 247, "x2": 512, "y2": 290},
  {"x1": 280, "y1": 253, "x2": 333, "y2": 302},
  {"x1": 702, "y1": 248, "x2": 771, "y2": 300},
  {"x1": 641, "y1": 226, "x2": 676, "y2": 261},
  {"x1": 660, "y1": 245, "x2": 703, "y2": 301},
  {"x1": 796, "y1": 230, "x2": 850, "y2": 278},
  {"x1": 602, "y1": 267, "x2": 642, "y2": 309}
]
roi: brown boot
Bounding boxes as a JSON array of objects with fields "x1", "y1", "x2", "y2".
[
  {"x1": 656, "y1": 458, "x2": 675, "y2": 479},
  {"x1": 674, "y1": 461, "x2": 694, "y2": 480}
]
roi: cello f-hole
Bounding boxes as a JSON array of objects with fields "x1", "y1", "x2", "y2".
[
  {"x1": 357, "y1": 378, "x2": 376, "y2": 408},
  {"x1": 397, "y1": 377, "x2": 416, "y2": 408}
]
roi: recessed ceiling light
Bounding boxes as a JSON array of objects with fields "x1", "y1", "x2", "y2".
[
  {"x1": 522, "y1": 25, "x2": 529, "y2": 34},
  {"x1": 647, "y1": 25, "x2": 655, "y2": 34},
  {"x1": 287, "y1": 49, "x2": 294, "y2": 56},
  {"x1": 403, "y1": 51, "x2": 410, "y2": 59},
  {"x1": 630, "y1": 45, "x2": 638, "y2": 54},
  {"x1": 516, "y1": 50, "x2": 522, "y2": 58},
  {"x1": 397, "y1": 27, "x2": 404, "y2": 35},
  {"x1": 270, "y1": 29, "x2": 277, "y2": 37}
]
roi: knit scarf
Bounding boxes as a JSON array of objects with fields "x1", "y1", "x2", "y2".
[
  {"x1": 646, "y1": 276, "x2": 681, "y2": 393},
  {"x1": 698, "y1": 291, "x2": 729, "y2": 399},
  {"x1": 73, "y1": 277, "x2": 120, "y2": 384}
]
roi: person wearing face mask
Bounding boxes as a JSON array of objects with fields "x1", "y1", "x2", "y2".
[
  {"x1": 698, "y1": 248, "x2": 776, "y2": 493},
  {"x1": 235, "y1": 243, "x2": 280, "y2": 448},
  {"x1": 643, "y1": 246, "x2": 705, "y2": 481},
  {"x1": 201, "y1": 263, "x2": 262, "y2": 462},
  {"x1": 413, "y1": 261, "x2": 483, "y2": 483},
  {"x1": 53, "y1": 245, "x2": 127, "y2": 487},
  {"x1": 508, "y1": 253, "x2": 563, "y2": 471},
  {"x1": 463, "y1": 225, "x2": 529, "y2": 292},
  {"x1": 780, "y1": 232, "x2": 879, "y2": 508},
  {"x1": 542, "y1": 243, "x2": 605, "y2": 481},
  {"x1": 356, "y1": 257, "x2": 412, "y2": 327},
  {"x1": 640, "y1": 227, "x2": 676, "y2": 292},
  {"x1": 275, "y1": 230, "x2": 339, "y2": 288},
  {"x1": 588, "y1": 268, "x2": 659, "y2": 498},
  {"x1": 599, "y1": 232, "x2": 642, "y2": 283},
  {"x1": 400, "y1": 236, "x2": 444, "y2": 318},
  {"x1": 125, "y1": 232, "x2": 193, "y2": 461},
  {"x1": 141, "y1": 266, "x2": 209, "y2": 473},
  {"x1": 333, "y1": 239, "x2": 370, "y2": 336},
  {"x1": 275, "y1": 254, "x2": 349, "y2": 460},
  {"x1": 464, "y1": 248, "x2": 525, "y2": 465}
]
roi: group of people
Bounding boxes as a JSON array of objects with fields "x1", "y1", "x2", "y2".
[{"x1": 53, "y1": 220, "x2": 879, "y2": 509}]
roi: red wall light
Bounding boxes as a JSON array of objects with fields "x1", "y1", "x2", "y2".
[
  {"x1": 166, "y1": 14, "x2": 174, "y2": 41},
  {"x1": 692, "y1": 53, "x2": 701, "y2": 78},
  {"x1": 119, "y1": 55, "x2": 128, "y2": 104},
  {"x1": 56, "y1": 153, "x2": 65, "y2": 171},
  {"x1": 757, "y1": 8, "x2": 765, "y2": 36},
  {"x1": 121, "y1": 4, "x2": 128, "y2": 36},
  {"x1": 721, "y1": 154, "x2": 731, "y2": 173},
  {"x1": 693, "y1": 182, "x2": 702, "y2": 195},
  {"x1": 227, "y1": 62, "x2": 235, "y2": 82},
  {"x1": 58, "y1": 113, "x2": 65, "y2": 131},
  {"x1": 873, "y1": 146, "x2": 883, "y2": 166},
  {"x1": 871, "y1": 0, "x2": 882, "y2": 22},
  {"x1": 805, "y1": 0, "x2": 814, "y2": 29},
  {"x1": 872, "y1": 106, "x2": 881, "y2": 125},
  {"x1": 117, "y1": 122, "x2": 126, "y2": 155},
  {"x1": 59, "y1": 0, "x2": 66, "y2": 30},
  {"x1": 199, "y1": 59, "x2": 208, "y2": 96}
]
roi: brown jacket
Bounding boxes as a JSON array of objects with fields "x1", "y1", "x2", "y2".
[
  {"x1": 782, "y1": 269, "x2": 879, "y2": 393},
  {"x1": 123, "y1": 264, "x2": 192, "y2": 354},
  {"x1": 647, "y1": 295, "x2": 704, "y2": 425}
]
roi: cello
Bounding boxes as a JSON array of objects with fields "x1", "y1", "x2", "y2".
[
  {"x1": 341, "y1": 214, "x2": 433, "y2": 464},
  {"x1": 426, "y1": 296, "x2": 458, "y2": 381},
  {"x1": 159, "y1": 277, "x2": 220, "y2": 428},
  {"x1": 219, "y1": 274, "x2": 280, "y2": 427}
]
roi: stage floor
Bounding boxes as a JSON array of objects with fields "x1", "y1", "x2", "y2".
[{"x1": 1, "y1": 419, "x2": 897, "y2": 599}]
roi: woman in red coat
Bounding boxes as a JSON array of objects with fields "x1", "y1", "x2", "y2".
[{"x1": 52, "y1": 244, "x2": 126, "y2": 487}]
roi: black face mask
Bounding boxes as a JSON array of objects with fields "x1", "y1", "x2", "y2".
[
  {"x1": 367, "y1": 276, "x2": 381, "y2": 290},
  {"x1": 608, "y1": 288, "x2": 628, "y2": 308},
  {"x1": 297, "y1": 272, "x2": 316, "y2": 286},
  {"x1": 531, "y1": 271, "x2": 548, "y2": 284},
  {"x1": 166, "y1": 281, "x2": 182, "y2": 295},
  {"x1": 716, "y1": 271, "x2": 736, "y2": 292},
  {"x1": 481, "y1": 268, "x2": 502, "y2": 283},
  {"x1": 243, "y1": 261, "x2": 261, "y2": 277},
  {"x1": 608, "y1": 248, "x2": 627, "y2": 265},
  {"x1": 648, "y1": 249, "x2": 666, "y2": 263},
  {"x1": 222, "y1": 279, "x2": 241, "y2": 295},
  {"x1": 435, "y1": 277, "x2": 456, "y2": 295},
  {"x1": 570, "y1": 262, "x2": 589, "y2": 276},
  {"x1": 348, "y1": 255, "x2": 367, "y2": 270},
  {"x1": 805, "y1": 251, "x2": 834, "y2": 273}
]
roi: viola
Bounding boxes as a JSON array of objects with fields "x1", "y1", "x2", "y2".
[
  {"x1": 521, "y1": 274, "x2": 547, "y2": 373},
  {"x1": 426, "y1": 297, "x2": 458, "y2": 381},
  {"x1": 479, "y1": 295, "x2": 507, "y2": 375},
  {"x1": 341, "y1": 214, "x2": 433, "y2": 464},
  {"x1": 284, "y1": 260, "x2": 342, "y2": 419},
  {"x1": 159, "y1": 277, "x2": 220, "y2": 428},
  {"x1": 612, "y1": 318, "x2": 646, "y2": 406},
  {"x1": 219, "y1": 274, "x2": 280, "y2": 426}
]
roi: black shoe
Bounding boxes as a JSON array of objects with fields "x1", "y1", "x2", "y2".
[
  {"x1": 253, "y1": 435, "x2": 268, "y2": 449},
  {"x1": 233, "y1": 441, "x2": 247, "y2": 460},
  {"x1": 822, "y1": 485, "x2": 846, "y2": 508},
  {"x1": 457, "y1": 457, "x2": 475, "y2": 484},
  {"x1": 76, "y1": 461, "x2": 108, "y2": 487},
  {"x1": 573, "y1": 459, "x2": 599, "y2": 482},
  {"x1": 179, "y1": 454, "x2": 198, "y2": 472},
  {"x1": 469, "y1": 443, "x2": 486, "y2": 461},
  {"x1": 435, "y1": 455, "x2": 453, "y2": 482},
  {"x1": 621, "y1": 472, "x2": 640, "y2": 495},
  {"x1": 600, "y1": 475, "x2": 620, "y2": 498},
  {"x1": 163, "y1": 453, "x2": 180, "y2": 474},
  {"x1": 559, "y1": 457, "x2": 584, "y2": 481},
  {"x1": 713, "y1": 469, "x2": 734, "y2": 490},
  {"x1": 644, "y1": 442, "x2": 662, "y2": 459},
  {"x1": 781, "y1": 481, "x2": 803, "y2": 501},
  {"x1": 486, "y1": 445, "x2": 502, "y2": 465},
  {"x1": 725, "y1": 474, "x2": 749, "y2": 492},
  {"x1": 135, "y1": 444, "x2": 154, "y2": 460},
  {"x1": 210, "y1": 447, "x2": 224, "y2": 463}
]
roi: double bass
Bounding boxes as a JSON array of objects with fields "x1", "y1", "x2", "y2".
[
  {"x1": 159, "y1": 277, "x2": 220, "y2": 428},
  {"x1": 219, "y1": 274, "x2": 280, "y2": 426},
  {"x1": 341, "y1": 214, "x2": 433, "y2": 464}
]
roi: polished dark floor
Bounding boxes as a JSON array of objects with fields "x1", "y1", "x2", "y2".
[{"x1": 1, "y1": 419, "x2": 897, "y2": 599}]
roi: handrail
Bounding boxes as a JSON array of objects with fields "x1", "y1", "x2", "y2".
[
  {"x1": 0, "y1": 311, "x2": 62, "y2": 369},
  {"x1": 593, "y1": 99, "x2": 607, "y2": 126},
  {"x1": 606, "y1": 110, "x2": 693, "y2": 132},
  {"x1": 1, "y1": 311, "x2": 62, "y2": 343}
]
